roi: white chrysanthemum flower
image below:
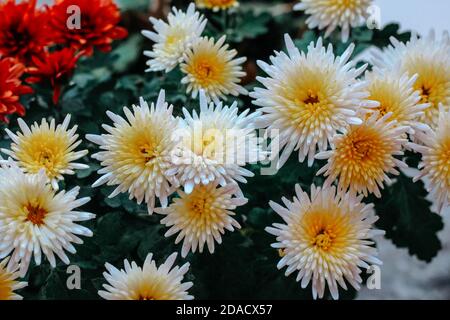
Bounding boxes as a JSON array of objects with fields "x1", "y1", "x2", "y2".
[
  {"x1": 86, "y1": 90, "x2": 179, "y2": 214},
  {"x1": 251, "y1": 34, "x2": 377, "y2": 168},
  {"x1": 180, "y1": 35, "x2": 248, "y2": 103},
  {"x1": 1, "y1": 115, "x2": 89, "y2": 190},
  {"x1": 316, "y1": 112, "x2": 409, "y2": 198},
  {"x1": 365, "y1": 70, "x2": 430, "y2": 133},
  {"x1": 372, "y1": 31, "x2": 450, "y2": 129},
  {"x1": 142, "y1": 3, "x2": 207, "y2": 72},
  {"x1": 0, "y1": 161, "x2": 94, "y2": 276},
  {"x1": 155, "y1": 183, "x2": 246, "y2": 257},
  {"x1": 293, "y1": 0, "x2": 373, "y2": 42},
  {"x1": 408, "y1": 107, "x2": 450, "y2": 214},
  {"x1": 266, "y1": 184, "x2": 384, "y2": 300},
  {"x1": 98, "y1": 252, "x2": 193, "y2": 300},
  {"x1": 172, "y1": 91, "x2": 262, "y2": 194},
  {"x1": 195, "y1": 0, "x2": 239, "y2": 11},
  {"x1": 0, "y1": 257, "x2": 27, "y2": 300}
]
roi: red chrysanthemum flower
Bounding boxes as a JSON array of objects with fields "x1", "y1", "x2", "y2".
[
  {"x1": 26, "y1": 48, "x2": 81, "y2": 105},
  {"x1": 48, "y1": 0, "x2": 128, "y2": 56},
  {"x1": 0, "y1": 0, "x2": 53, "y2": 64},
  {"x1": 0, "y1": 57, "x2": 33, "y2": 123}
]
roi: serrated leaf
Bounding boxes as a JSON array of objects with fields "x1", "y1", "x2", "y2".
[{"x1": 374, "y1": 173, "x2": 443, "y2": 262}]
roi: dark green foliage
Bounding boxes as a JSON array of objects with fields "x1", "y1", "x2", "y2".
[{"x1": 372, "y1": 173, "x2": 444, "y2": 262}]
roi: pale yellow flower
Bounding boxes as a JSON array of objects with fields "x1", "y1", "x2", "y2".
[
  {"x1": 98, "y1": 252, "x2": 193, "y2": 300},
  {"x1": 294, "y1": 0, "x2": 373, "y2": 42},
  {"x1": 316, "y1": 112, "x2": 409, "y2": 198},
  {"x1": 156, "y1": 183, "x2": 246, "y2": 257},
  {"x1": 87, "y1": 90, "x2": 179, "y2": 214},
  {"x1": 0, "y1": 160, "x2": 94, "y2": 276},
  {"x1": 266, "y1": 184, "x2": 383, "y2": 299},
  {"x1": 1, "y1": 114, "x2": 88, "y2": 190},
  {"x1": 251, "y1": 34, "x2": 377, "y2": 168},
  {"x1": 181, "y1": 36, "x2": 247, "y2": 103}
]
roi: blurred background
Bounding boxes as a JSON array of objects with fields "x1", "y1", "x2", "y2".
[{"x1": 374, "y1": 0, "x2": 450, "y2": 35}]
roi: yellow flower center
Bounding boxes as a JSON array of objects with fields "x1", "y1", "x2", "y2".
[
  {"x1": 171, "y1": 184, "x2": 227, "y2": 235},
  {"x1": 198, "y1": 0, "x2": 238, "y2": 9},
  {"x1": 368, "y1": 80, "x2": 406, "y2": 121},
  {"x1": 352, "y1": 139, "x2": 372, "y2": 160},
  {"x1": 280, "y1": 67, "x2": 336, "y2": 130},
  {"x1": 297, "y1": 209, "x2": 352, "y2": 255},
  {"x1": 129, "y1": 280, "x2": 177, "y2": 300},
  {"x1": 23, "y1": 199, "x2": 48, "y2": 226},
  {"x1": 188, "y1": 192, "x2": 212, "y2": 216},
  {"x1": 163, "y1": 31, "x2": 185, "y2": 54},
  {"x1": 313, "y1": 229, "x2": 336, "y2": 251},
  {"x1": 302, "y1": 90, "x2": 320, "y2": 105},
  {"x1": 139, "y1": 143, "x2": 158, "y2": 163},
  {"x1": 187, "y1": 56, "x2": 225, "y2": 88},
  {"x1": 328, "y1": 124, "x2": 395, "y2": 194},
  {"x1": 15, "y1": 133, "x2": 70, "y2": 179},
  {"x1": 38, "y1": 148, "x2": 56, "y2": 170},
  {"x1": 116, "y1": 125, "x2": 163, "y2": 169},
  {"x1": 190, "y1": 127, "x2": 222, "y2": 159}
]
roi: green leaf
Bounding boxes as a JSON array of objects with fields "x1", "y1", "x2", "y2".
[
  {"x1": 76, "y1": 163, "x2": 100, "y2": 179},
  {"x1": 95, "y1": 212, "x2": 125, "y2": 245},
  {"x1": 294, "y1": 31, "x2": 316, "y2": 52},
  {"x1": 374, "y1": 173, "x2": 443, "y2": 262},
  {"x1": 116, "y1": 0, "x2": 148, "y2": 10},
  {"x1": 225, "y1": 11, "x2": 272, "y2": 43},
  {"x1": 39, "y1": 269, "x2": 70, "y2": 300},
  {"x1": 111, "y1": 34, "x2": 143, "y2": 73}
]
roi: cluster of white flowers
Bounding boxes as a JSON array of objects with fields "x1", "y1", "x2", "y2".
[
  {"x1": 1, "y1": 1, "x2": 448, "y2": 302},
  {"x1": 88, "y1": 88, "x2": 263, "y2": 248},
  {"x1": 84, "y1": 4, "x2": 450, "y2": 301},
  {"x1": 142, "y1": 3, "x2": 247, "y2": 103},
  {"x1": 251, "y1": 27, "x2": 450, "y2": 299}
]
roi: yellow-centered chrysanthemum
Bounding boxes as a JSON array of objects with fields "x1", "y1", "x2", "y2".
[
  {"x1": 1, "y1": 115, "x2": 89, "y2": 190},
  {"x1": 316, "y1": 112, "x2": 409, "y2": 198},
  {"x1": 98, "y1": 252, "x2": 193, "y2": 300},
  {"x1": 372, "y1": 31, "x2": 450, "y2": 129},
  {"x1": 251, "y1": 34, "x2": 377, "y2": 168},
  {"x1": 86, "y1": 90, "x2": 179, "y2": 214},
  {"x1": 0, "y1": 258, "x2": 27, "y2": 300},
  {"x1": 196, "y1": 0, "x2": 239, "y2": 11},
  {"x1": 408, "y1": 107, "x2": 450, "y2": 214},
  {"x1": 155, "y1": 183, "x2": 246, "y2": 257},
  {"x1": 266, "y1": 184, "x2": 384, "y2": 300},
  {"x1": 172, "y1": 91, "x2": 263, "y2": 194},
  {"x1": 365, "y1": 70, "x2": 430, "y2": 133},
  {"x1": 294, "y1": 0, "x2": 373, "y2": 42},
  {"x1": 0, "y1": 160, "x2": 94, "y2": 276},
  {"x1": 142, "y1": 3, "x2": 206, "y2": 72},
  {"x1": 180, "y1": 35, "x2": 247, "y2": 103}
]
